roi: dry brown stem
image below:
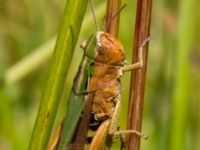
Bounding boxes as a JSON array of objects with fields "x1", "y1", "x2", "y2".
[{"x1": 126, "y1": 0, "x2": 152, "y2": 150}]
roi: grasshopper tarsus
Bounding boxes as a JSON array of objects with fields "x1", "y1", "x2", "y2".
[
  {"x1": 140, "y1": 36, "x2": 151, "y2": 48},
  {"x1": 114, "y1": 130, "x2": 148, "y2": 140}
]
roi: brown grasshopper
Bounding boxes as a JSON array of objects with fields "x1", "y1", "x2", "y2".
[{"x1": 47, "y1": 0, "x2": 150, "y2": 149}]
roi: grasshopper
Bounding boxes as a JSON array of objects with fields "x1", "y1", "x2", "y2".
[
  {"x1": 84, "y1": 32, "x2": 149, "y2": 150},
  {"x1": 47, "y1": 1, "x2": 150, "y2": 150}
]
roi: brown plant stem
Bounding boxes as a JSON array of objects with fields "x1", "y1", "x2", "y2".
[
  {"x1": 126, "y1": 0, "x2": 152, "y2": 150},
  {"x1": 104, "y1": 0, "x2": 121, "y2": 148},
  {"x1": 104, "y1": 0, "x2": 121, "y2": 37}
]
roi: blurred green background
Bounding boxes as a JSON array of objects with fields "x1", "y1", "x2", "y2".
[{"x1": 0, "y1": 0, "x2": 199, "y2": 150}]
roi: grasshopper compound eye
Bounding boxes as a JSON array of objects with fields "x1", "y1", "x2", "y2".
[{"x1": 97, "y1": 43, "x2": 109, "y2": 55}]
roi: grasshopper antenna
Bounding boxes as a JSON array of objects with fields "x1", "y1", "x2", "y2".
[
  {"x1": 106, "y1": 4, "x2": 127, "y2": 27},
  {"x1": 89, "y1": 0, "x2": 100, "y2": 31}
]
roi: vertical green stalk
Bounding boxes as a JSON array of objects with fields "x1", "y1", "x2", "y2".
[
  {"x1": 28, "y1": 0, "x2": 88, "y2": 149},
  {"x1": 170, "y1": 0, "x2": 197, "y2": 149}
]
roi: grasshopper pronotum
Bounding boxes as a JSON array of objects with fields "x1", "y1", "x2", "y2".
[{"x1": 47, "y1": 1, "x2": 150, "y2": 149}]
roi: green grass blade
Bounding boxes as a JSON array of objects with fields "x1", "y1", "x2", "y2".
[
  {"x1": 170, "y1": 0, "x2": 198, "y2": 149},
  {"x1": 4, "y1": 2, "x2": 105, "y2": 86},
  {"x1": 5, "y1": 38, "x2": 55, "y2": 85},
  {"x1": 28, "y1": 0, "x2": 88, "y2": 150}
]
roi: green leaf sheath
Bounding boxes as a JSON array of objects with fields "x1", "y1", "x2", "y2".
[
  {"x1": 58, "y1": 34, "x2": 98, "y2": 149},
  {"x1": 58, "y1": 57, "x2": 90, "y2": 150},
  {"x1": 28, "y1": 0, "x2": 88, "y2": 150}
]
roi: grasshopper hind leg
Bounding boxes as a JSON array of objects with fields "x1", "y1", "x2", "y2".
[{"x1": 108, "y1": 97, "x2": 148, "y2": 147}]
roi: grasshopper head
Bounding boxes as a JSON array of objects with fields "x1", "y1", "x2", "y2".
[
  {"x1": 95, "y1": 31, "x2": 126, "y2": 66},
  {"x1": 84, "y1": 31, "x2": 126, "y2": 66}
]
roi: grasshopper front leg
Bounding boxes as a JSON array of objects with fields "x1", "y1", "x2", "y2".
[{"x1": 122, "y1": 37, "x2": 151, "y2": 72}]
